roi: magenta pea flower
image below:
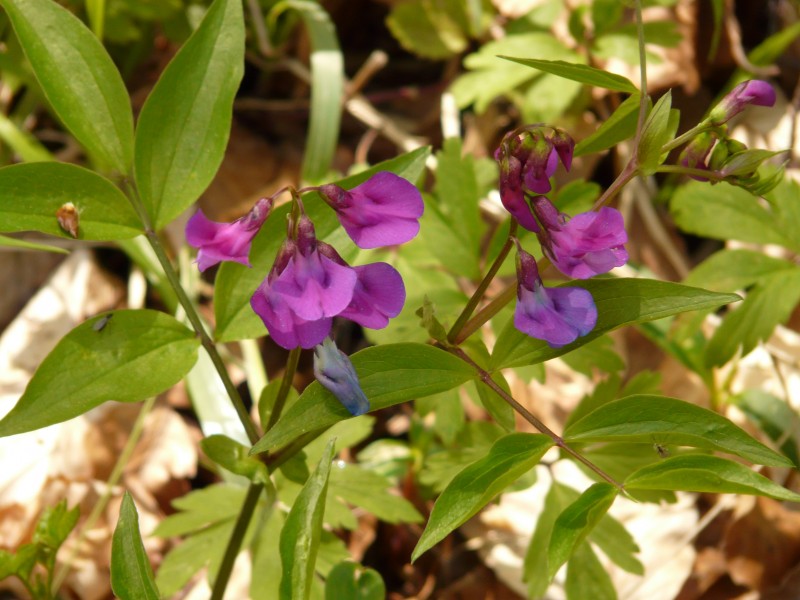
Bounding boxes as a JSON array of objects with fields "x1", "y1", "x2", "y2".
[
  {"x1": 339, "y1": 262, "x2": 406, "y2": 329},
  {"x1": 313, "y1": 338, "x2": 370, "y2": 416},
  {"x1": 318, "y1": 172, "x2": 424, "y2": 249},
  {"x1": 709, "y1": 80, "x2": 776, "y2": 125},
  {"x1": 513, "y1": 245, "x2": 597, "y2": 348},
  {"x1": 531, "y1": 197, "x2": 628, "y2": 280},
  {"x1": 186, "y1": 197, "x2": 272, "y2": 271}
]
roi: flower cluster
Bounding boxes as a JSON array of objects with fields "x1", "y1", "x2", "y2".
[
  {"x1": 186, "y1": 171, "x2": 423, "y2": 351},
  {"x1": 680, "y1": 80, "x2": 781, "y2": 194},
  {"x1": 495, "y1": 126, "x2": 628, "y2": 348}
]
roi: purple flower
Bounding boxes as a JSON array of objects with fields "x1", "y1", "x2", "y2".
[
  {"x1": 186, "y1": 198, "x2": 272, "y2": 271},
  {"x1": 531, "y1": 198, "x2": 628, "y2": 279},
  {"x1": 318, "y1": 172, "x2": 424, "y2": 249},
  {"x1": 513, "y1": 246, "x2": 597, "y2": 348},
  {"x1": 339, "y1": 262, "x2": 405, "y2": 329},
  {"x1": 313, "y1": 338, "x2": 370, "y2": 416},
  {"x1": 709, "y1": 80, "x2": 776, "y2": 125}
]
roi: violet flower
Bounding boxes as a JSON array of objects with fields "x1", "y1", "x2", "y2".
[
  {"x1": 531, "y1": 197, "x2": 628, "y2": 280},
  {"x1": 318, "y1": 172, "x2": 424, "y2": 249},
  {"x1": 313, "y1": 337, "x2": 370, "y2": 416},
  {"x1": 495, "y1": 149, "x2": 540, "y2": 232},
  {"x1": 186, "y1": 198, "x2": 272, "y2": 272},
  {"x1": 709, "y1": 80, "x2": 776, "y2": 125},
  {"x1": 339, "y1": 263, "x2": 406, "y2": 329},
  {"x1": 513, "y1": 245, "x2": 597, "y2": 348}
]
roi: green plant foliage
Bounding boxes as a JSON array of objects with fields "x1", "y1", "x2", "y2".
[
  {"x1": 637, "y1": 90, "x2": 678, "y2": 174},
  {"x1": 0, "y1": 310, "x2": 201, "y2": 436},
  {"x1": 386, "y1": 0, "x2": 477, "y2": 59},
  {"x1": 134, "y1": 0, "x2": 244, "y2": 228},
  {"x1": 111, "y1": 493, "x2": 160, "y2": 600},
  {"x1": 731, "y1": 390, "x2": 800, "y2": 468},
  {"x1": 0, "y1": 162, "x2": 142, "y2": 240},
  {"x1": 499, "y1": 56, "x2": 638, "y2": 93},
  {"x1": 324, "y1": 561, "x2": 385, "y2": 600},
  {"x1": 201, "y1": 435, "x2": 270, "y2": 482},
  {"x1": 575, "y1": 93, "x2": 646, "y2": 157},
  {"x1": 565, "y1": 541, "x2": 616, "y2": 600}
]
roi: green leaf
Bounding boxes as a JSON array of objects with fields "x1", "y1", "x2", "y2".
[
  {"x1": 706, "y1": 269, "x2": 800, "y2": 367},
  {"x1": 0, "y1": 162, "x2": 142, "y2": 240},
  {"x1": 0, "y1": 310, "x2": 200, "y2": 436},
  {"x1": 325, "y1": 562, "x2": 385, "y2": 600},
  {"x1": 625, "y1": 455, "x2": 800, "y2": 502},
  {"x1": 548, "y1": 483, "x2": 617, "y2": 579},
  {"x1": 684, "y1": 249, "x2": 795, "y2": 292},
  {"x1": 565, "y1": 542, "x2": 616, "y2": 600},
  {"x1": 34, "y1": 499, "x2": 80, "y2": 552},
  {"x1": 153, "y1": 484, "x2": 247, "y2": 538},
  {"x1": 134, "y1": 0, "x2": 244, "y2": 228},
  {"x1": 499, "y1": 56, "x2": 637, "y2": 93},
  {"x1": 574, "y1": 93, "x2": 645, "y2": 157},
  {"x1": 0, "y1": 0, "x2": 134, "y2": 173},
  {"x1": 564, "y1": 394, "x2": 792, "y2": 467},
  {"x1": 637, "y1": 90, "x2": 674, "y2": 174},
  {"x1": 251, "y1": 343, "x2": 474, "y2": 453},
  {"x1": 0, "y1": 111, "x2": 53, "y2": 162},
  {"x1": 280, "y1": 438, "x2": 335, "y2": 600},
  {"x1": 412, "y1": 433, "x2": 553, "y2": 562},
  {"x1": 670, "y1": 181, "x2": 797, "y2": 249},
  {"x1": 0, "y1": 233, "x2": 68, "y2": 254},
  {"x1": 732, "y1": 390, "x2": 800, "y2": 468},
  {"x1": 386, "y1": 0, "x2": 469, "y2": 59},
  {"x1": 214, "y1": 147, "x2": 431, "y2": 343},
  {"x1": 201, "y1": 435, "x2": 269, "y2": 482},
  {"x1": 111, "y1": 493, "x2": 160, "y2": 600},
  {"x1": 0, "y1": 545, "x2": 39, "y2": 582},
  {"x1": 328, "y1": 464, "x2": 422, "y2": 524},
  {"x1": 490, "y1": 278, "x2": 739, "y2": 369},
  {"x1": 271, "y1": 1, "x2": 343, "y2": 182}
]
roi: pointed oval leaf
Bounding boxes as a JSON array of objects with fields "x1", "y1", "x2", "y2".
[
  {"x1": 324, "y1": 561, "x2": 386, "y2": 600},
  {"x1": 564, "y1": 394, "x2": 792, "y2": 467},
  {"x1": 251, "y1": 343, "x2": 474, "y2": 454},
  {"x1": 499, "y1": 56, "x2": 637, "y2": 93},
  {"x1": 213, "y1": 146, "x2": 431, "y2": 343},
  {"x1": 0, "y1": 0, "x2": 134, "y2": 173},
  {"x1": 111, "y1": 493, "x2": 160, "y2": 600},
  {"x1": 0, "y1": 162, "x2": 142, "y2": 240},
  {"x1": 134, "y1": 0, "x2": 244, "y2": 228},
  {"x1": 547, "y1": 483, "x2": 617, "y2": 579},
  {"x1": 412, "y1": 433, "x2": 553, "y2": 562},
  {"x1": 280, "y1": 439, "x2": 335, "y2": 600},
  {"x1": 0, "y1": 310, "x2": 200, "y2": 437},
  {"x1": 491, "y1": 278, "x2": 740, "y2": 370},
  {"x1": 637, "y1": 90, "x2": 674, "y2": 174},
  {"x1": 625, "y1": 455, "x2": 800, "y2": 502}
]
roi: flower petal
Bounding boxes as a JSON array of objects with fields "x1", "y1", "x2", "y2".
[
  {"x1": 250, "y1": 282, "x2": 332, "y2": 349},
  {"x1": 339, "y1": 263, "x2": 405, "y2": 329},
  {"x1": 514, "y1": 285, "x2": 597, "y2": 348}
]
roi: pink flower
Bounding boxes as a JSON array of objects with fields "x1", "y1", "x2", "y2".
[
  {"x1": 319, "y1": 172, "x2": 424, "y2": 249},
  {"x1": 186, "y1": 198, "x2": 272, "y2": 272},
  {"x1": 339, "y1": 262, "x2": 405, "y2": 329},
  {"x1": 709, "y1": 80, "x2": 776, "y2": 125}
]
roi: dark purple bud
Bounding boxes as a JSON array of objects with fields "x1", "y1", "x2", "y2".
[
  {"x1": 551, "y1": 129, "x2": 575, "y2": 171},
  {"x1": 709, "y1": 80, "x2": 776, "y2": 125}
]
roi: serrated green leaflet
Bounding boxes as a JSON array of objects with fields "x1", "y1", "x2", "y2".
[
  {"x1": 251, "y1": 343, "x2": 474, "y2": 453},
  {"x1": 0, "y1": 0, "x2": 134, "y2": 173},
  {"x1": 564, "y1": 395, "x2": 792, "y2": 467},
  {"x1": 499, "y1": 56, "x2": 637, "y2": 93},
  {"x1": 214, "y1": 146, "x2": 431, "y2": 343},
  {"x1": 134, "y1": 0, "x2": 244, "y2": 228},
  {"x1": 0, "y1": 310, "x2": 200, "y2": 436},
  {"x1": 412, "y1": 433, "x2": 552, "y2": 562},
  {"x1": 547, "y1": 483, "x2": 617, "y2": 579},
  {"x1": 111, "y1": 493, "x2": 160, "y2": 600},
  {"x1": 490, "y1": 278, "x2": 740, "y2": 370},
  {"x1": 280, "y1": 439, "x2": 335, "y2": 600},
  {"x1": 0, "y1": 163, "x2": 142, "y2": 240},
  {"x1": 625, "y1": 455, "x2": 800, "y2": 502}
]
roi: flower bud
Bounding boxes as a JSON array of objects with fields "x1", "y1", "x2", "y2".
[
  {"x1": 708, "y1": 80, "x2": 776, "y2": 125},
  {"x1": 313, "y1": 338, "x2": 370, "y2": 416}
]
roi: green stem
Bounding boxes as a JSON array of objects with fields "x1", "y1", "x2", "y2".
[
  {"x1": 267, "y1": 347, "x2": 302, "y2": 431},
  {"x1": 660, "y1": 123, "x2": 714, "y2": 154},
  {"x1": 448, "y1": 346, "x2": 624, "y2": 491},
  {"x1": 123, "y1": 183, "x2": 260, "y2": 445},
  {"x1": 209, "y1": 482, "x2": 265, "y2": 600},
  {"x1": 448, "y1": 221, "x2": 518, "y2": 344},
  {"x1": 592, "y1": 160, "x2": 639, "y2": 211},
  {"x1": 634, "y1": 0, "x2": 648, "y2": 144},
  {"x1": 655, "y1": 164, "x2": 725, "y2": 181},
  {"x1": 454, "y1": 282, "x2": 517, "y2": 345}
]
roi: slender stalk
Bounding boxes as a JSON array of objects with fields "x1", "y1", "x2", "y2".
[
  {"x1": 448, "y1": 221, "x2": 518, "y2": 344},
  {"x1": 454, "y1": 282, "x2": 517, "y2": 345},
  {"x1": 660, "y1": 123, "x2": 714, "y2": 154},
  {"x1": 209, "y1": 482, "x2": 265, "y2": 600},
  {"x1": 51, "y1": 397, "x2": 157, "y2": 593},
  {"x1": 448, "y1": 346, "x2": 624, "y2": 491},
  {"x1": 267, "y1": 347, "x2": 302, "y2": 431},
  {"x1": 634, "y1": 0, "x2": 648, "y2": 144},
  {"x1": 123, "y1": 183, "x2": 260, "y2": 445},
  {"x1": 655, "y1": 165, "x2": 725, "y2": 181}
]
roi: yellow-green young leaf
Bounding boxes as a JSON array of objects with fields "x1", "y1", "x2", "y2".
[
  {"x1": 280, "y1": 439, "x2": 336, "y2": 600},
  {"x1": 213, "y1": 146, "x2": 431, "y2": 343},
  {"x1": 490, "y1": 279, "x2": 740, "y2": 370},
  {"x1": 324, "y1": 562, "x2": 385, "y2": 600},
  {"x1": 412, "y1": 433, "x2": 553, "y2": 562},
  {"x1": 386, "y1": 0, "x2": 469, "y2": 60},
  {"x1": 200, "y1": 435, "x2": 269, "y2": 482},
  {"x1": 0, "y1": 310, "x2": 200, "y2": 437},
  {"x1": 111, "y1": 493, "x2": 159, "y2": 600},
  {"x1": 134, "y1": 0, "x2": 244, "y2": 228},
  {"x1": 271, "y1": 1, "x2": 343, "y2": 183},
  {"x1": 499, "y1": 56, "x2": 638, "y2": 93},
  {"x1": 625, "y1": 455, "x2": 800, "y2": 502},
  {"x1": 564, "y1": 395, "x2": 792, "y2": 468},
  {"x1": 251, "y1": 343, "x2": 474, "y2": 454},
  {"x1": 565, "y1": 541, "x2": 616, "y2": 600},
  {"x1": 0, "y1": 0, "x2": 133, "y2": 173},
  {"x1": 547, "y1": 483, "x2": 617, "y2": 579},
  {"x1": 0, "y1": 163, "x2": 142, "y2": 241},
  {"x1": 637, "y1": 90, "x2": 677, "y2": 175}
]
